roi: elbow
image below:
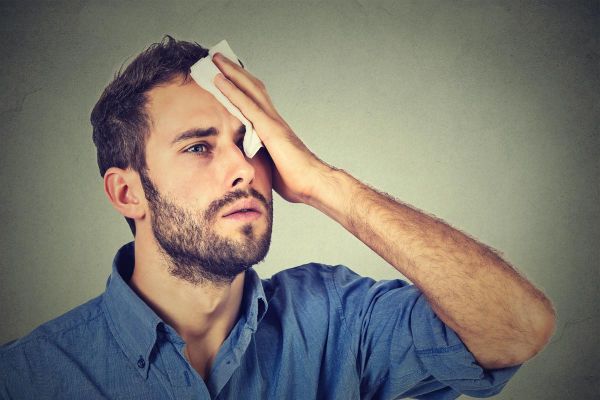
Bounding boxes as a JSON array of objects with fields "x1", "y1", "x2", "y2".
[
  {"x1": 479, "y1": 305, "x2": 558, "y2": 369},
  {"x1": 509, "y1": 303, "x2": 558, "y2": 366},
  {"x1": 527, "y1": 305, "x2": 557, "y2": 358}
]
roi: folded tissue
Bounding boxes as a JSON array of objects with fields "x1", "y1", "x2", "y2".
[{"x1": 190, "y1": 40, "x2": 263, "y2": 158}]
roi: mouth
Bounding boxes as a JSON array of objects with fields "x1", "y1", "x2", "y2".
[{"x1": 222, "y1": 198, "x2": 263, "y2": 221}]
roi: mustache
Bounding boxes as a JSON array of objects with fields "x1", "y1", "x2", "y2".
[{"x1": 205, "y1": 188, "x2": 271, "y2": 219}]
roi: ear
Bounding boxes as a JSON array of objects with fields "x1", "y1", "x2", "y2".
[{"x1": 104, "y1": 167, "x2": 146, "y2": 220}]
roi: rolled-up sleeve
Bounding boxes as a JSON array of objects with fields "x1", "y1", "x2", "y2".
[
  {"x1": 330, "y1": 265, "x2": 522, "y2": 399},
  {"x1": 410, "y1": 292, "x2": 522, "y2": 398}
]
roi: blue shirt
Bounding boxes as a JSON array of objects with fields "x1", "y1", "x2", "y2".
[{"x1": 1, "y1": 242, "x2": 521, "y2": 399}]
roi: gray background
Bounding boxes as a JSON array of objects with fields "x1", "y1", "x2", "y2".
[{"x1": 0, "y1": 0, "x2": 598, "y2": 399}]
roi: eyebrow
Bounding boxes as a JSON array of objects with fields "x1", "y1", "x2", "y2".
[
  {"x1": 171, "y1": 127, "x2": 217, "y2": 146},
  {"x1": 171, "y1": 125, "x2": 246, "y2": 146}
]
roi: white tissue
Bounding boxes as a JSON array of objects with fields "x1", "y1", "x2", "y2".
[{"x1": 190, "y1": 40, "x2": 263, "y2": 158}]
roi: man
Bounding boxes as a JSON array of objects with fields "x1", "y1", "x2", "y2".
[{"x1": 0, "y1": 36, "x2": 555, "y2": 399}]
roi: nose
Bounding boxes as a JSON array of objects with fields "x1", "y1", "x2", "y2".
[{"x1": 224, "y1": 141, "x2": 255, "y2": 189}]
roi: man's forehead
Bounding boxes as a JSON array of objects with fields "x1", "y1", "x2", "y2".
[
  {"x1": 145, "y1": 77, "x2": 237, "y2": 143},
  {"x1": 146, "y1": 78, "x2": 214, "y2": 122}
]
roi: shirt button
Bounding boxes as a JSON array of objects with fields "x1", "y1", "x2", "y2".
[{"x1": 137, "y1": 356, "x2": 146, "y2": 368}]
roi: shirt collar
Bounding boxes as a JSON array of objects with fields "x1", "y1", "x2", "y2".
[
  {"x1": 102, "y1": 242, "x2": 161, "y2": 379},
  {"x1": 241, "y1": 265, "x2": 269, "y2": 332},
  {"x1": 101, "y1": 241, "x2": 268, "y2": 379}
]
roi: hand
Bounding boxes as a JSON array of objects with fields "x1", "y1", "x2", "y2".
[{"x1": 212, "y1": 53, "x2": 332, "y2": 204}]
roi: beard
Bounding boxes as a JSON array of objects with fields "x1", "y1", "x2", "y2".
[{"x1": 139, "y1": 170, "x2": 273, "y2": 286}]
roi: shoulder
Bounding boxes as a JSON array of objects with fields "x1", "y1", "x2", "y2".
[
  {"x1": 262, "y1": 263, "x2": 413, "y2": 300},
  {"x1": 260, "y1": 263, "x2": 409, "y2": 314},
  {"x1": 0, "y1": 295, "x2": 105, "y2": 361},
  {"x1": 265, "y1": 263, "x2": 367, "y2": 282},
  {"x1": 262, "y1": 263, "x2": 365, "y2": 294}
]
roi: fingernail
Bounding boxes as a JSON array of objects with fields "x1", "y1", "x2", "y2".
[{"x1": 213, "y1": 52, "x2": 223, "y2": 61}]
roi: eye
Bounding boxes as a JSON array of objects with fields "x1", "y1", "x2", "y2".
[{"x1": 185, "y1": 143, "x2": 210, "y2": 154}]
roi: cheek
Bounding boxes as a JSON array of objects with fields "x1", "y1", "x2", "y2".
[{"x1": 161, "y1": 168, "x2": 217, "y2": 209}]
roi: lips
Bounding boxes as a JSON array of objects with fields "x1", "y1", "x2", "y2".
[{"x1": 222, "y1": 198, "x2": 263, "y2": 218}]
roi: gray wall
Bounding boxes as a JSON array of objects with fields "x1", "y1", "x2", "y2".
[{"x1": 0, "y1": 1, "x2": 597, "y2": 399}]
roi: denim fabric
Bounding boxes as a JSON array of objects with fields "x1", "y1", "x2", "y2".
[{"x1": 0, "y1": 242, "x2": 521, "y2": 399}]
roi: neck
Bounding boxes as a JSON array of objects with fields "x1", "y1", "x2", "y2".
[{"x1": 129, "y1": 232, "x2": 245, "y2": 348}]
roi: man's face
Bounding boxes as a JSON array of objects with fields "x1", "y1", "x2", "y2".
[{"x1": 141, "y1": 76, "x2": 273, "y2": 286}]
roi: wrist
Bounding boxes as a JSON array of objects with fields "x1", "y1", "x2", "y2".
[{"x1": 305, "y1": 165, "x2": 356, "y2": 224}]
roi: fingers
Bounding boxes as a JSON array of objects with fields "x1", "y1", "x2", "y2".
[
  {"x1": 214, "y1": 73, "x2": 276, "y2": 143},
  {"x1": 212, "y1": 53, "x2": 277, "y2": 119}
]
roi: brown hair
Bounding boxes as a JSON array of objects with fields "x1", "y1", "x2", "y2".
[{"x1": 90, "y1": 35, "x2": 208, "y2": 235}]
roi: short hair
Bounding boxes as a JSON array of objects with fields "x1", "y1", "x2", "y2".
[{"x1": 90, "y1": 35, "x2": 208, "y2": 236}]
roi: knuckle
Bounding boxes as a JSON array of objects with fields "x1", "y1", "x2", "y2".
[{"x1": 254, "y1": 79, "x2": 266, "y2": 91}]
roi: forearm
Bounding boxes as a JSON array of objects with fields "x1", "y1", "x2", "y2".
[
  {"x1": 212, "y1": 51, "x2": 556, "y2": 368},
  {"x1": 308, "y1": 168, "x2": 556, "y2": 369}
]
